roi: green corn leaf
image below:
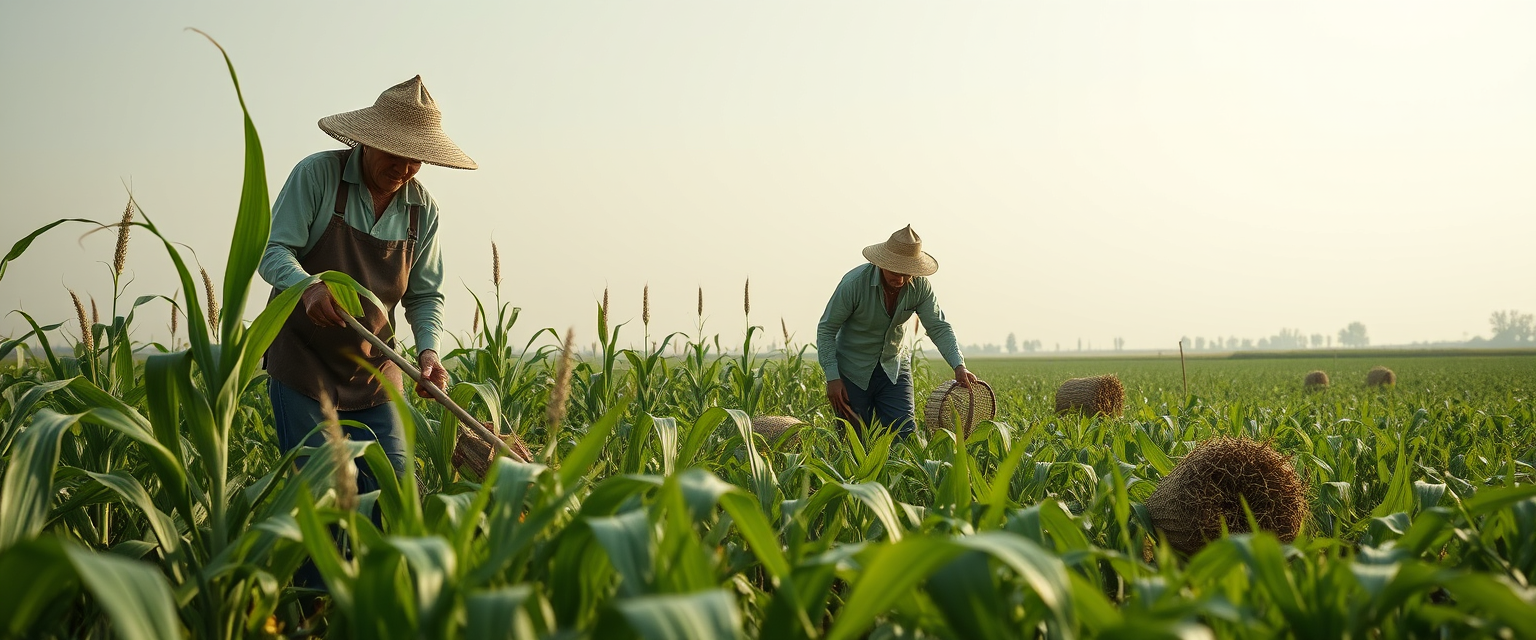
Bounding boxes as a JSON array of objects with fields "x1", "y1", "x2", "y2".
[
  {"x1": 825, "y1": 536, "x2": 965, "y2": 640},
  {"x1": 62, "y1": 541, "x2": 183, "y2": 640},
  {"x1": 559, "y1": 396, "x2": 632, "y2": 489},
  {"x1": 615, "y1": 589, "x2": 744, "y2": 640},
  {"x1": 588, "y1": 509, "x2": 656, "y2": 597},
  {"x1": 466, "y1": 585, "x2": 536, "y2": 640},
  {"x1": 0, "y1": 218, "x2": 100, "y2": 282},
  {"x1": 0, "y1": 409, "x2": 78, "y2": 550}
]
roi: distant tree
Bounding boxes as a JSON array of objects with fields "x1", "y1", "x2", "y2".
[
  {"x1": 1114, "y1": 337, "x2": 1125, "y2": 351},
  {"x1": 1310, "y1": 333, "x2": 1324, "y2": 348},
  {"x1": 1489, "y1": 310, "x2": 1534, "y2": 345},
  {"x1": 1241, "y1": 338, "x2": 1254, "y2": 350},
  {"x1": 1227, "y1": 336, "x2": 1239, "y2": 350},
  {"x1": 1195, "y1": 336, "x2": 1207, "y2": 351},
  {"x1": 1077, "y1": 338, "x2": 1082, "y2": 351},
  {"x1": 1338, "y1": 322, "x2": 1369, "y2": 348},
  {"x1": 1006, "y1": 333, "x2": 1018, "y2": 354}
]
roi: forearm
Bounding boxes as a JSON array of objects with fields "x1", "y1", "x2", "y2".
[
  {"x1": 816, "y1": 325, "x2": 840, "y2": 381},
  {"x1": 402, "y1": 291, "x2": 445, "y2": 353},
  {"x1": 258, "y1": 243, "x2": 311, "y2": 291}
]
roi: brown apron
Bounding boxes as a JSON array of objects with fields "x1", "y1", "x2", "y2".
[{"x1": 266, "y1": 148, "x2": 420, "y2": 410}]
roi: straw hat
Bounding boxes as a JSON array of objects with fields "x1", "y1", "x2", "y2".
[
  {"x1": 862, "y1": 225, "x2": 938, "y2": 276},
  {"x1": 318, "y1": 76, "x2": 477, "y2": 170}
]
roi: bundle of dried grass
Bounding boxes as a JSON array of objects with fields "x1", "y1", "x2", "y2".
[
  {"x1": 1303, "y1": 370, "x2": 1329, "y2": 390},
  {"x1": 1144, "y1": 437, "x2": 1308, "y2": 555},
  {"x1": 751, "y1": 415, "x2": 804, "y2": 444},
  {"x1": 1366, "y1": 366, "x2": 1396, "y2": 387},
  {"x1": 453, "y1": 422, "x2": 536, "y2": 481},
  {"x1": 1054, "y1": 375, "x2": 1124, "y2": 417},
  {"x1": 923, "y1": 379, "x2": 996, "y2": 436}
]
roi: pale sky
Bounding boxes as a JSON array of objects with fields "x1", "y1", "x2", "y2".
[{"x1": 2, "y1": 1, "x2": 1533, "y2": 353}]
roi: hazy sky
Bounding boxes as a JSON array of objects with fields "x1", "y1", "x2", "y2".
[{"x1": 3, "y1": 1, "x2": 1533, "y2": 353}]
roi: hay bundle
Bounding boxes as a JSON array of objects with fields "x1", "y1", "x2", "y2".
[
  {"x1": 1366, "y1": 366, "x2": 1396, "y2": 387},
  {"x1": 1054, "y1": 375, "x2": 1124, "y2": 417},
  {"x1": 751, "y1": 415, "x2": 804, "y2": 443},
  {"x1": 453, "y1": 423, "x2": 535, "y2": 481},
  {"x1": 923, "y1": 379, "x2": 996, "y2": 436},
  {"x1": 1144, "y1": 438, "x2": 1308, "y2": 555},
  {"x1": 1303, "y1": 370, "x2": 1329, "y2": 390}
]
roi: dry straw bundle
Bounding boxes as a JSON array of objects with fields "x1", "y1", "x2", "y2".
[
  {"x1": 1303, "y1": 370, "x2": 1329, "y2": 390},
  {"x1": 1366, "y1": 366, "x2": 1396, "y2": 387},
  {"x1": 453, "y1": 422, "x2": 535, "y2": 480},
  {"x1": 1144, "y1": 437, "x2": 1308, "y2": 555},
  {"x1": 1054, "y1": 375, "x2": 1124, "y2": 417},
  {"x1": 923, "y1": 379, "x2": 996, "y2": 436},
  {"x1": 751, "y1": 415, "x2": 805, "y2": 444}
]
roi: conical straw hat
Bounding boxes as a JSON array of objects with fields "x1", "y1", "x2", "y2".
[
  {"x1": 318, "y1": 76, "x2": 477, "y2": 170},
  {"x1": 862, "y1": 225, "x2": 939, "y2": 276}
]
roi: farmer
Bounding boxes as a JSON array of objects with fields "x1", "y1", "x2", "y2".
[
  {"x1": 258, "y1": 76, "x2": 475, "y2": 489},
  {"x1": 817, "y1": 225, "x2": 976, "y2": 438}
]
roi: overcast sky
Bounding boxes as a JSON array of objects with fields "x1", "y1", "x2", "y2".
[{"x1": 2, "y1": 1, "x2": 1533, "y2": 353}]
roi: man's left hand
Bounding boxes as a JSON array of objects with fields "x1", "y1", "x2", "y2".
[
  {"x1": 954, "y1": 365, "x2": 977, "y2": 389},
  {"x1": 416, "y1": 349, "x2": 448, "y2": 398}
]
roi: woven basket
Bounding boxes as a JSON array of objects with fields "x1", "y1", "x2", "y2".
[
  {"x1": 751, "y1": 415, "x2": 805, "y2": 444},
  {"x1": 922, "y1": 379, "x2": 996, "y2": 436},
  {"x1": 452, "y1": 422, "x2": 535, "y2": 481}
]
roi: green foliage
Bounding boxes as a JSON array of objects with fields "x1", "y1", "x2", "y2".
[{"x1": 1, "y1": 31, "x2": 1535, "y2": 640}]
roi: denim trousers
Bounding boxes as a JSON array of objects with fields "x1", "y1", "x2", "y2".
[
  {"x1": 268, "y1": 378, "x2": 407, "y2": 490},
  {"x1": 843, "y1": 362, "x2": 916, "y2": 438}
]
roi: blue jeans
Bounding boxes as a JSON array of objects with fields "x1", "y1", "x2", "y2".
[
  {"x1": 843, "y1": 363, "x2": 916, "y2": 438},
  {"x1": 268, "y1": 378, "x2": 407, "y2": 496}
]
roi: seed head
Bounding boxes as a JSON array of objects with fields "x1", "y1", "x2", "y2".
[
  {"x1": 201, "y1": 268, "x2": 219, "y2": 332},
  {"x1": 169, "y1": 302, "x2": 179, "y2": 343},
  {"x1": 319, "y1": 391, "x2": 358, "y2": 511},
  {"x1": 697, "y1": 287, "x2": 703, "y2": 318},
  {"x1": 90, "y1": 296, "x2": 100, "y2": 326},
  {"x1": 546, "y1": 328, "x2": 576, "y2": 433},
  {"x1": 471, "y1": 305, "x2": 481, "y2": 335},
  {"x1": 70, "y1": 290, "x2": 94, "y2": 356},
  {"x1": 743, "y1": 278, "x2": 750, "y2": 317},
  {"x1": 782, "y1": 317, "x2": 790, "y2": 347},
  {"x1": 491, "y1": 241, "x2": 502, "y2": 288},
  {"x1": 113, "y1": 199, "x2": 133, "y2": 276},
  {"x1": 599, "y1": 288, "x2": 610, "y2": 337},
  {"x1": 642, "y1": 284, "x2": 650, "y2": 327}
]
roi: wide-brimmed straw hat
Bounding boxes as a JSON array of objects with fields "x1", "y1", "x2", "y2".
[
  {"x1": 318, "y1": 76, "x2": 477, "y2": 170},
  {"x1": 862, "y1": 225, "x2": 939, "y2": 276}
]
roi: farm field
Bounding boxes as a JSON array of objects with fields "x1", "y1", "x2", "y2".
[{"x1": 3, "y1": 44, "x2": 1536, "y2": 640}]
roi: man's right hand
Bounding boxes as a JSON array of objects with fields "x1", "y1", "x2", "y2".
[
  {"x1": 301, "y1": 282, "x2": 349, "y2": 327},
  {"x1": 826, "y1": 379, "x2": 854, "y2": 421}
]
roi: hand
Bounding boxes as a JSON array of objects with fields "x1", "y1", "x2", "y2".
[
  {"x1": 416, "y1": 349, "x2": 448, "y2": 398},
  {"x1": 954, "y1": 365, "x2": 977, "y2": 389},
  {"x1": 826, "y1": 379, "x2": 855, "y2": 422},
  {"x1": 301, "y1": 282, "x2": 348, "y2": 327}
]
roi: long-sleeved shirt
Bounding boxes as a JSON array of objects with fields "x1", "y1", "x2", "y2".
[
  {"x1": 258, "y1": 150, "x2": 446, "y2": 352},
  {"x1": 817, "y1": 263, "x2": 965, "y2": 389}
]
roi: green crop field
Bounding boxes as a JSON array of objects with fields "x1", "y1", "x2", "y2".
[{"x1": 2, "y1": 39, "x2": 1535, "y2": 640}]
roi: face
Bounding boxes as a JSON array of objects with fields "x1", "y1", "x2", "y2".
[
  {"x1": 360, "y1": 146, "x2": 422, "y2": 196},
  {"x1": 879, "y1": 268, "x2": 913, "y2": 290}
]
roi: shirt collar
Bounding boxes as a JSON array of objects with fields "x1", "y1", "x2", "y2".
[{"x1": 342, "y1": 147, "x2": 425, "y2": 206}]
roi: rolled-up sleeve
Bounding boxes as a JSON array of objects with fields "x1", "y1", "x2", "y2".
[
  {"x1": 259, "y1": 159, "x2": 323, "y2": 291},
  {"x1": 915, "y1": 286, "x2": 965, "y2": 370},
  {"x1": 816, "y1": 280, "x2": 854, "y2": 381},
  {"x1": 402, "y1": 203, "x2": 445, "y2": 353}
]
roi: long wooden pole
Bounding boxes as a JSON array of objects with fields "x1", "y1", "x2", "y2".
[
  {"x1": 342, "y1": 312, "x2": 526, "y2": 462},
  {"x1": 1179, "y1": 339, "x2": 1189, "y2": 404}
]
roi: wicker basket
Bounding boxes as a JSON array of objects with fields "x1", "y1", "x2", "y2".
[{"x1": 922, "y1": 379, "x2": 996, "y2": 436}]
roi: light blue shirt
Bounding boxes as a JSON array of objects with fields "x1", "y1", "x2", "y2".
[
  {"x1": 258, "y1": 150, "x2": 446, "y2": 352},
  {"x1": 817, "y1": 263, "x2": 965, "y2": 389}
]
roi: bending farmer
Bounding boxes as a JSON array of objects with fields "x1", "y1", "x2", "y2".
[
  {"x1": 817, "y1": 225, "x2": 975, "y2": 438},
  {"x1": 259, "y1": 76, "x2": 476, "y2": 491}
]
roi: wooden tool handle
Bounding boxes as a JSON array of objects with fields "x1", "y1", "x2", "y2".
[{"x1": 341, "y1": 312, "x2": 527, "y2": 463}]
